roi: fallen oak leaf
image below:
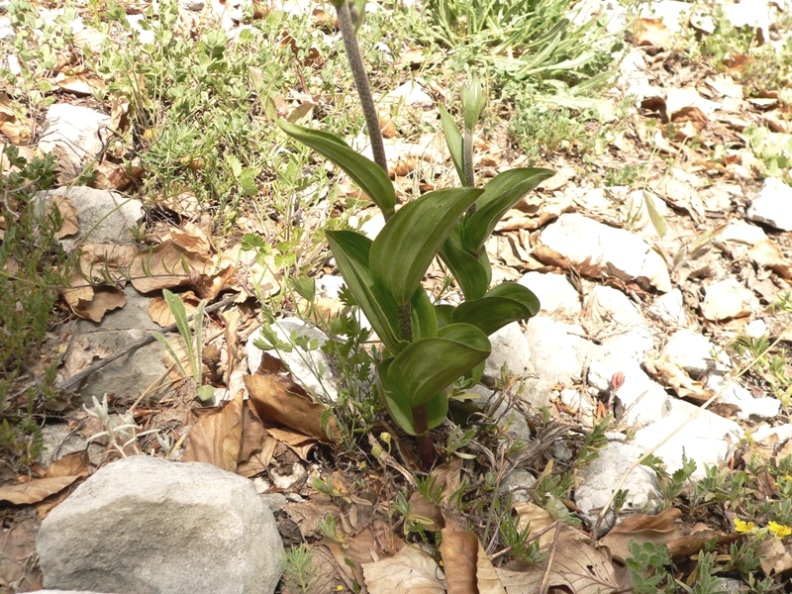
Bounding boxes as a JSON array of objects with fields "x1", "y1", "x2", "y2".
[{"x1": 244, "y1": 373, "x2": 339, "y2": 443}]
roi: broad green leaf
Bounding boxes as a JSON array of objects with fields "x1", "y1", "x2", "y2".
[
  {"x1": 434, "y1": 304, "x2": 454, "y2": 327},
  {"x1": 278, "y1": 121, "x2": 396, "y2": 216},
  {"x1": 384, "y1": 323, "x2": 490, "y2": 407},
  {"x1": 439, "y1": 225, "x2": 490, "y2": 300},
  {"x1": 452, "y1": 282, "x2": 540, "y2": 336},
  {"x1": 462, "y1": 168, "x2": 554, "y2": 254},
  {"x1": 326, "y1": 230, "x2": 402, "y2": 353},
  {"x1": 370, "y1": 188, "x2": 482, "y2": 304},
  {"x1": 438, "y1": 105, "x2": 466, "y2": 185},
  {"x1": 411, "y1": 288, "x2": 437, "y2": 340},
  {"x1": 382, "y1": 386, "x2": 448, "y2": 436}
]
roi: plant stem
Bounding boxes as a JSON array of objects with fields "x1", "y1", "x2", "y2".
[
  {"x1": 397, "y1": 303, "x2": 412, "y2": 342},
  {"x1": 463, "y1": 128, "x2": 475, "y2": 188},
  {"x1": 463, "y1": 128, "x2": 476, "y2": 215},
  {"x1": 335, "y1": 2, "x2": 389, "y2": 188},
  {"x1": 412, "y1": 405, "x2": 436, "y2": 470}
]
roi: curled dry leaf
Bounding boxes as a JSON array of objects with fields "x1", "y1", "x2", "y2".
[
  {"x1": 244, "y1": 374, "x2": 339, "y2": 443},
  {"x1": 749, "y1": 238, "x2": 792, "y2": 280},
  {"x1": 362, "y1": 545, "x2": 445, "y2": 594},
  {"x1": 51, "y1": 195, "x2": 80, "y2": 239},
  {"x1": 600, "y1": 507, "x2": 683, "y2": 562},
  {"x1": 630, "y1": 18, "x2": 673, "y2": 49},
  {"x1": 182, "y1": 389, "x2": 245, "y2": 472},
  {"x1": 439, "y1": 528, "x2": 505, "y2": 594},
  {"x1": 129, "y1": 240, "x2": 213, "y2": 293}
]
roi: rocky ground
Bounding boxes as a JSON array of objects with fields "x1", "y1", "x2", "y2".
[{"x1": 3, "y1": 0, "x2": 792, "y2": 592}]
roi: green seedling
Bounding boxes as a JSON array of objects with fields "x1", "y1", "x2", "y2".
[
  {"x1": 153, "y1": 289, "x2": 214, "y2": 401},
  {"x1": 278, "y1": 0, "x2": 553, "y2": 468}
]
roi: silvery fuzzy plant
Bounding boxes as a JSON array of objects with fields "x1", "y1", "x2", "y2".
[{"x1": 278, "y1": 0, "x2": 553, "y2": 468}]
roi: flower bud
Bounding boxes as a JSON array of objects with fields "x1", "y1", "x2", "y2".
[{"x1": 461, "y1": 74, "x2": 486, "y2": 132}]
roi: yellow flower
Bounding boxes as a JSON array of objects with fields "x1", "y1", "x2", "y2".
[
  {"x1": 733, "y1": 518, "x2": 756, "y2": 533},
  {"x1": 768, "y1": 521, "x2": 792, "y2": 539}
]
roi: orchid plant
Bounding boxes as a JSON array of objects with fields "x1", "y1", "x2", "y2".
[{"x1": 278, "y1": 0, "x2": 553, "y2": 467}]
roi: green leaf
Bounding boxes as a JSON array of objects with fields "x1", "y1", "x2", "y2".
[
  {"x1": 462, "y1": 168, "x2": 554, "y2": 254},
  {"x1": 278, "y1": 121, "x2": 396, "y2": 216},
  {"x1": 410, "y1": 288, "x2": 437, "y2": 340},
  {"x1": 438, "y1": 105, "x2": 466, "y2": 186},
  {"x1": 379, "y1": 359, "x2": 448, "y2": 436},
  {"x1": 384, "y1": 323, "x2": 490, "y2": 408},
  {"x1": 325, "y1": 230, "x2": 402, "y2": 353},
  {"x1": 370, "y1": 188, "x2": 482, "y2": 304},
  {"x1": 439, "y1": 225, "x2": 490, "y2": 300},
  {"x1": 452, "y1": 282, "x2": 540, "y2": 336}
]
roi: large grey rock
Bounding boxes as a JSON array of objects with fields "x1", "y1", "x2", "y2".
[
  {"x1": 38, "y1": 186, "x2": 143, "y2": 251},
  {"x1": 37, "y1": 456, "x2": 284, "y2": 594},
  {"x1": 61, "y1": 287, "x2": 169, "y2": 402},
  {"x1": 521, "y1": 318, "x2": 600, "y2": 407},
  {"x1": 38, "y1": 104, "x2": 111, "y2": 181},
  {"x1": 485, "y1": 322, "x2": 532, "y2": 380},
  {"x1": 534, "y1": 213, "x2": 672, "y2": 292},
  {"x1": 575, "y1": 440, "x2": 661, "y2": 533},
  {"x1": 518, "y1": 271, "x2": 581, "y2": 316},
  {"x1": 632, "y1": 399, "x2": 744, "y2": 481}
]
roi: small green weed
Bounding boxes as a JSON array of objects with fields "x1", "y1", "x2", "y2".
[
  {"x1": 0, "y1": 145, "x2": 68, "y2": 466},
  {"x1": 282, "y1": 544, "x2": 319, "y2": 594}
]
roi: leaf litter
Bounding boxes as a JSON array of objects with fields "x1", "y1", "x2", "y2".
[{"x1": 5, "y1": 0, "x2": 792, "y2": 592}]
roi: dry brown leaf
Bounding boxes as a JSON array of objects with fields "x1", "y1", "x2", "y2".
[
  {"x1": 0, "y1": 517, "x2": 43, "y2": 591},
  {"x1": 71, "y1": 286, "x2": 127, "y2": 323},
  {"x1": 53, "y1": 72, "x2": 107, "y2": 95},
  {"x1": 362, "y1": 545, "x2": 445, "y2": 594},
  {"x1": 244, "y1": 374, "x2": 339, "y2": 443},
  {"x1": 631, "y1": 18, "x2": 672, "y2": 48},
  {"x1": 148, "y1": 290, "x2": 201, "y2": 328},
  {"x1": 749, "y1": 239, "x2": 792, "y2": 280},
  {"x1": 0, "y1": 475, "x2": 82, "y2": 505},
  {"x1": 546, "y1": 523, "x2": 618, "y2": 594},
  {"x1": 51, "y1": 195, "x2": 80, "y2": 239},
  {"x1": 182, "y1": 390, "x2": 244, "y2": 471},
  {"x1": 513, "y1": 502, "x2": 561, "y2": 551},
  {"x1": 758, "y1": 537, "x2": 792, "y2": 575},
  {"x1": 643, "y1": 356, "x2": 710, "y2": 401},
  {"x1": 42, "y1": 450, "x2": 90, "y2": 479},
  {"x1": 600, "y1": 508, "x2": 684, "y2": 561},
  {"x1": 440, "y1": 529, "x2": 505, "y2": 594},
  {"x1": 496, "y1": 566, "x2": 545, "y2": 594},
  {"x1": 129, "y1": 240, "x2": 214, "y2": 293},
  {"x1": 169, "y1": 221, "x2": 214, "y2": 255},
  {"x1": 0, "y1": 91, "x2": 31, "y2": 144},
  {"x1": 265, "y1": 426, "x2": 316, "y2": 460}
]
